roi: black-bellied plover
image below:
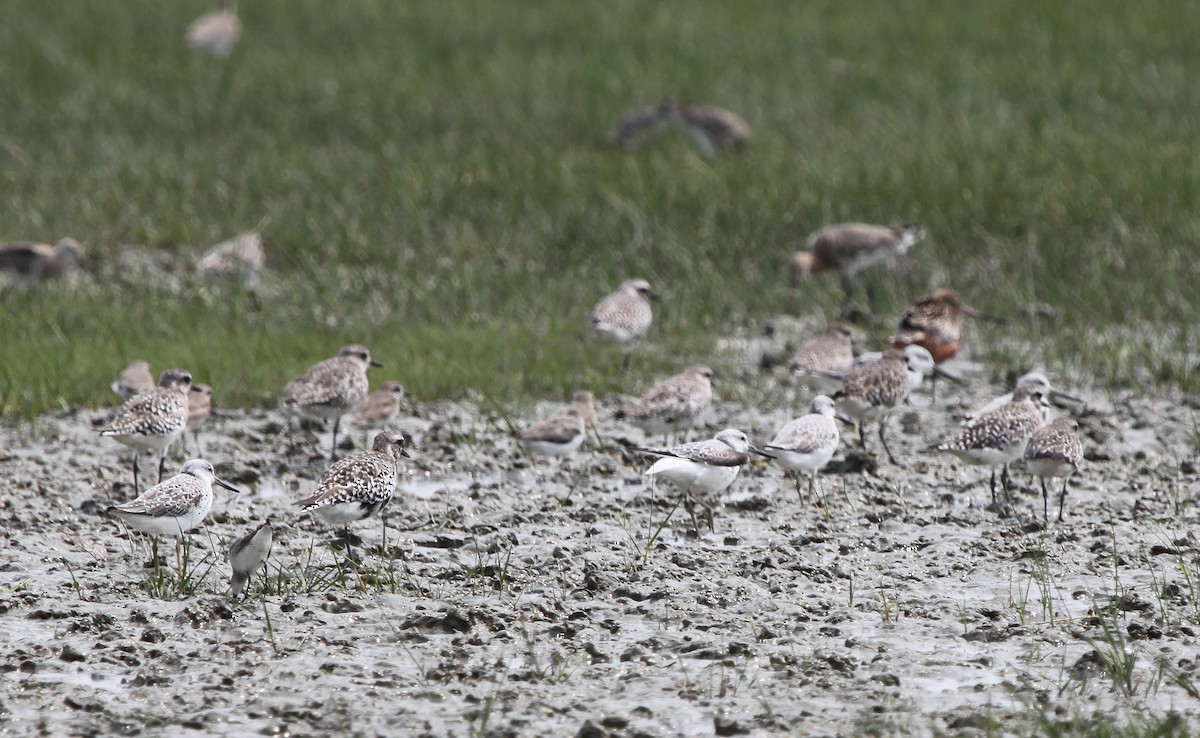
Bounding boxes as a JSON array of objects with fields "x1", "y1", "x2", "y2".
[
  {"x1": 832, "y1": 345, "x2": 938, "y2": 465},
  {"x1": 229, "y1": 519, "x2": 274, "y2": 598},
  {"x1": 281, "y1": 344, "x2": 381, "y2": 461},
  {"x1": 788, "y1": 223, "x2": 924, "y2": 311},
  {"x1": 765, "y1": 395, "x2": 841, "y2": 502},
  {"x1": 621, "y1": 364, "x2": 713, "y2": 441},
  {"x1": 1023, "y1": 417, "x2": 1083, "y2": 522},
  {"x1": 111, "y1": 359, "x2": 156, "y2": 400},
  {"x1": 590, "y1": 278, "x2": 659, "y2": 370},
  {"x1": 100, "y1": 367, "x2": 193, "y2": 492}
]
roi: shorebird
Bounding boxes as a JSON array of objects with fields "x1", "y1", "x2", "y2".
[
  {"x1": 281, "y1": 345, "x2": 381, "y2": 461},
  {"x1": 658, "y1": 98, "x2": 751, "y2": 156},
  {"x1": 638, "y1": 428, "x2": 770, "y2": 531},
  {"x1": 296, "y1": 431, "x2": 409, "y2": 562},
  {"x1": 1023, "y1": 417, "x2": 1083, "y2": 522},
  {"x1": 932, "y1": 383, "x2": 1050, "y2": 505},
  {"x1": 788, "y1": 223, "x2": 924, "y2": 311},
  {"x1": 186, "y1": 383, "x2": 213, "y2": 455},
  {"x1": 590, "y1": 278, "x2": 659, "y2": 370},
  {"x1": 789, "y1": 323, "x2": 855, "y2": 393},
  {"x1": 350, "y1": 381, "x2": 406, "y2": 431},
  {"x1": 518, "y1": 390, "x2": 596, "y2": 458},
  {"x1": 106, "y1": 459, "x2": 242, "y2": 567},
  {"x1": 111, "y1": 360, "x2": 156, "y2": 400},
  {"x1": 185, "y1": 0, "x2": 242, "y2": 57},
  {"x1": 765, "y1": 395, "x2": 841, "y2": 502},
  {"x1": 831, "y1": 345, "x2": 939, "y2": 465},
  {"x1": 608, "y1": 105, "x2": 668, "y2": 152},
  {"x1": 229, "y1": 519, "x2": 274, "y2": 598},
  {"x1": 99, "y1": 368, "x2": 193, "y2": 493},
  {"x1": 196, "y1": 231, "x2": 265, "y2": 286},
  {"x1": 0, "y1": 238, "x2": 86, "y2": 283},
  {"x1": 964, "y1": 372, "x2": 1082, "y2": 426},
  {"x1": 890, "y1": 289, "x2": 1002, "y2": 401},
  {"x1": 620, "y1": 365, "x2": 714, "y2": 441}
]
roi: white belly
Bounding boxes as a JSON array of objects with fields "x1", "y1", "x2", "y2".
[{"x1": 645, "y1": 457, "x2": 740, "y2": 497}]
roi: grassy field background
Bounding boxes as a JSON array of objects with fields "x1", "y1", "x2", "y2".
[{"x1": 1, "y1": 1, "x2": 1198, "y2": 416}]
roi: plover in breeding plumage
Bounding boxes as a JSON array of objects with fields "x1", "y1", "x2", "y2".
[
  {"x1": 0, "y1": 238, "x2": 86, "y2": 283},
  {"x1": 350, "y1": 381, "x2": 407, "y2": 430},
  {"x1": 832, "y1": 345, "x2": 939, "y2": 465},
  {"x1": 788, "y1": 223, "x2": 924, "y2": 311},
  {"x1": 518, "y1": 390, "x2": 596, "y2": 458},
  {"x1": 186, "y1": 383, "x2": 214, "y2": 455},
  {"x1": 1023, "y1": 417, "x2": 1083, "y2": 523},
  {"x1": 196, "y1": 231, "x2": 265, "y2": 287},
  {"x1": 765, "y1": 395, "x2": 841, "y2": 502},
  {"x1": 933, "y1": 383, "x2": 1050, "y2": 505},
  {"x1": 608, "y1": 104, "x2": 668, "y2": 152},
  {"x1": 111, "y1": 359, "x2": 156, "y2": 400},
  {"x1": 106, "y1": 459, "x2": 242, "y2": 566},
  {"x1": 590, "y1": 278, "x2": 659, "y2": 370},
  {"x1": 229, "y1": 519, "x2": 274, "y2": 598},
  {"x1": 281, "y1": 344, "x2": 381, "y2": 461},
  {"x1": 296, "y1": 431, "x2": 409, "y2": 561},
  {"x1": 638, "y1": 428, "x2": 769, "y2": 531},
  {"x1": 789, "y1": 323, "x2": 855, "y2": 393},
  {"x1": 185, "y1": 0, "x2": 241, "y2": 57},
  {"x1": 964, "y1": 372, "x2": 1082, "y2": 427},
  {"x1": 99, "y1": 368, "x2": 193, "y2": 493},
  {"x1": 658, "y1": 98, "x2": 751, "y2": 156},
  {"x1": 621, "y1": 365, "x2": 714, "y2": 440}
]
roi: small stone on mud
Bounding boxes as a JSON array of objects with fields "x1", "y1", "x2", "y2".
[
  {"x1": 575, "y1": 720, "x2": 604, "y2": 738},
  {"x1": 714, "y1": 715, "x2": 749, "y2": 736},
  {"x1": 59, "y1": 645, "x2": 86, "y2": 663}
]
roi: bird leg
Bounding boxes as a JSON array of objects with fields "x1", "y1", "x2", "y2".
[
  {"x1": 621, "y1": 351, "x2": 633, "y2": 373},
  {"x1": 157, "y1": 450, "x2": 168, "y2": 483},
  {"x1": 1041, "y1": 478, "x2": 1050, "y2": 523},
  {"x1": 989, "y1": 468, "x2": 998, "y2": 506},
  {"x1": 857, "y1": 421, "x2": 868, "y2": 453},
  {"x1": 878, "y1": 415, "x2": 901, "y2": 466},
  {"x1": 132, "y1": 453, "x2": 141, "y2": 495},
  {"x1": 1000, "y1": 463, "x2": 1012, "y2": 494},
  {"x1": 1057, "y1": 478, "x2": 1069, "y2": 523}
]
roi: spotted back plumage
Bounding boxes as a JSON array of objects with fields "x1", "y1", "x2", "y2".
[
  {"x1": 789, "y1": 323, "x2": 854, "y2": 376},
  {"x1": 938, "y1": 384, "x2": 1048, "y2": 454},
  {"x1": 1024, "y1": 417, "x2": 1083, "y2": 468},
  {"x1": 890, "y1": 289, "x2": 979, "y2": 363},
  {"x1": 625, "y1": 365, "x2": 713, "y2": 428},
  {"x1": 107, "y1": 459, "x2": 221, "y2": 520},
  {"x1": 638, "y1": 428, "x2": 753, "y2": 468},
  {"x1": 590, "y1": 279, "x2": 656, "y2": 346},
  {"x1": 296, "y1": 431, "x2": 408, "y2": 519},
  {"x1": 100, "y1": 368, "x2": 192, "y2": 439},
  {"x1": 281, "y1": 345, "x2": 378, "y2": 415},
  {"x1": 833, "y1": 350, "x2": 910, "y2": 412}
]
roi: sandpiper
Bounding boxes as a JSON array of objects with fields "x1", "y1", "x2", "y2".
[
  {"x1": 765, "y1": 395, "x2": 841, "y2": 502},
  {"x1": 518, "y1": 390, "x2": 596, "y2": 458},
  {"x1": 831, "y1": 346, "x2": 939, "y2": 465},
  {"x1": 296, "y1": 431, "x2": 409, "y2": 561},
  {"x1": 229, "y1": 519, "x2": 274, "y2": 598},
  {"x1": 964, "y1": 372, "x2": 1082, "y2": 426},
  {"x1": 1023, "y1": 417, "x2": 1083, "y2": 522},
  {"x1": 788, "y1": 223, "x2": 924, "y2": 311},
  {"x1": 185, "y1": 0, "x2": 241, "y2": 57},
  {"x1": 789, "y1": 323, "x2": 855, "y2": 393},
  {"x1": 658, "y1": 98, "x2": 751, "y2": 155},
  {"x1": 638, "y1": 428, "x2": 769, "y2": 531},
  {"x1": 350, "y1": 381, "x2": 407, "y2": 430},
  {"x1": 933, "y1": 383, "x2": 1050, "y2": 505},
  {"x1": 0, "y1": 238, "x2": 86, "y2": 283},
  {"x1": 99, "y1": 368, "x2": 193, "y2": 493},
  {"x1": 590, "y1": 278, "x2": 659, "y2": 370},
  {"x1": 111, "y1": 359, "x2": 156, "y2": 400},
  {"x1": 106, "y1": 459, "x2": 242, "y2": 566},
  {"x1": 281, "y1": 344, "x2": 381, "y2": 461},
  {"x1": 620, "y1": 365, "x2": 714, "y2": 440}
]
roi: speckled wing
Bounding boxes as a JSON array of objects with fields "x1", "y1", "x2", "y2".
[
  {"x1": 768, "y1": 415, "x2": 839, "y2": 455},
  {"x1": 790, "y1": 333, "x2": 854, "y2": 375},
  {"x1": 939, "y1": 403, "x2": 1043, "y2": 452},
  {"x1": 101, "y1": 389, "x2": 188, "y2": 437},
  {"x1": 893, "y1": 299, "x2": 960, "y2": 350},
  {"x1": 628, "y1": 375, "x2": 709, "y2": 424},
  {"x1": 1025, "y1": 422, "x2": 1083, "y2": 465},
  {"x1": 639, "y1": 438, "x2": 747, "y2": 467},
  {"x1": 297, "y1": 452, "x2": 396, "y2": 509},
  {"x1": 836, "y1": 359, "x2": 908, "y2": 409},
  {"x1": 283, "y1": 358, "x2": 367, "y2": 410},
  {"x1": 111, "y1": 478, "x2": 205, "y2": 518},
  {"x1": 591, "y1": 293, "x2": 651, "y2": 339}
]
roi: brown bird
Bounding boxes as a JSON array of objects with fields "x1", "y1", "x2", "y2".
[
  {"x1": 789, "y1": 323, "x2": 855, "y2": 393},
  {"x1": 350, "y1": 381, "x2": 407, "y2": 430},
  {"x1": 788, "y1": 223, "x2": 924, "y2": 311},
  {"x1": 518, "y1": 390, "x2": 596, "y2": 458},
  {"x1": 0, "y1": 238, "x2": 87, "y2": 283},
  {"x1": 890, "y1": 289, "x2": 1002, "y2": 401},
  {"x1": 658, "y1": 98, "x2": 751, "y2": 156},
  {"x1": 620, "y1": 365, "x2": 714, "y2": 441},
  {"x1": 111, "y1": 360, "x2": 156, "y2": 400}
]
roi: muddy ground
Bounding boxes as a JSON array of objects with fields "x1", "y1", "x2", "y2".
[{"x1": 2, "y1": 320, "x2": 1199, "y2": 737}]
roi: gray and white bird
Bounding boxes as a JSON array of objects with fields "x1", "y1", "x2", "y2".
[
  {"x1": 106, "y1": 459, "x2": 242, "y2": 565},
  {"x1": 964, "y1": 372, "x2": 1082, "y2": 427},
  {"x1": 789, "y1": 323, "x2": 855, "y2": 394},
  {"x1": 0, "y1": 238, "x2": 86, "y2": 283},
  {"x1": 765, "y1": 395, "x2": 841, "y2": 502},
  {"x1": 99, "y1": 368, "x2": 193, "y2": 493},
  {"x1": 933, "y1": 383, "x2": 1050, "y2": 505},
  {"x1": 788, "y1": 223, "x2": 924, "y2": 311},
  {"x1": 518, "y1": 390, "x2": 596, "y2": 458},
  {"x1": 229, "y1": 519, "x2": 274, "y2": 598},
  {"x1": 111, "y1": 359, "x2": 156, "y2": 400},
  {"x1": 350, "y1": 381, "x2": 406, "y2": 430},
  {"x1": 638, "y1": 428, "x2": 769, "y2": 531},
  {"x1": 621, "y1": 365, "x2": 714, "y2": 440},
  {"x1": 185, "y1": 0, "x2": 241, "y2": 57},
  {"x1": 296, "y1": 431, "x2": 410, "y2": 560},
  {"x1": 831, "y1": 346, "x2": 940, "y2": 465},
  {"x1": 1023, "y1": 417, "x2": 1083, "y2": 523},
  {"x1": 590, "y1": 278, "x2": 659, "y2": 370},
  {"x1": 658, "y1": 98, "x2": 751, "y2": 156},
  {"x1": 281, "y1": 344, "x2": 382, "y2": 461}
]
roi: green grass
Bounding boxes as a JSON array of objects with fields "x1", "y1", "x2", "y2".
[{"x1": 2, "y1": 1, "x2": 1198, "y2": 415}]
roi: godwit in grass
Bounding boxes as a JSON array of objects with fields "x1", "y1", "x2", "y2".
[
  {"x1": 99, "y1": 368, "x2": 193, "y2": 493},
  {"x1": 1023, "y1": 417, "x2": 1083, "y2": 523},
  {"x1": 281, "y1": 345, "x2": 381, "y2": 461},
  {"x1": 789, "y1": 323, "x2": 855, "y2": 393},
  {"x1": 229, "y1": 518, "x2": 274, "y2": 598},
  {"x1": 658, "y1": 98, "x2": 751, "y2": 156},
  {"x1": 638, "y1": 428, "x2": 770, "y2": 532},
  {"x1": 106, "y1": 459, "x2": 242, "y2": 567},
  {"x1": 609, "y1": 105, "x2": 668, "y2": 152},
  {"x1": 765, "y1": 395, "x2": 841, "y2": 502},
  {"x1": 111, "y1": 360, "x2": 156, "y2": 401},
  {"x1": 0, "y1": 238, "x2": 86, "y2": 283},
  {"x1": 932, "y1": 383, "x2": 1050, "y2": 506},
  {"x1": 788, "y1": 223, "x2": 924, "y2": 311},
  {"x1": 185, "y1": 0, "x2": 242, "y2": 57},
  {"x1": 590, "y1": 278, "x2": 659, "y2": 370},
  {"x1": 831, "y1": 345, "x2": 940, "y2": 465},
  {"x1": 518, "y1": 390, "x2": 596, "y2": 458},
  {"x1": 964, "y1": 372, "x2": 1082, "y2": 426},
  {"x1": 296, "y1": 431, "x2": 409, "y2": 562},
  {"x1": 620, "y1": 365, "x2": 714, "y2": 441}
]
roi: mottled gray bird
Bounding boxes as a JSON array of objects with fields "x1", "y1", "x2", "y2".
[
  {"x1": 1023, "y1": 417, "x2": 1083, "y2": 522},
  {"x1": 590, "y1": 278, "x2": 659, "y2": 370},
  {"x1": 229, "y1": 519, "x2": 274, "y2": 598},
  {"x1": 621, "y1": 365, "x2": 714, "y2": 440},
  {"x1": 832, "y1": 346, "x2": 939, "y2": 465},
  {"x1": 111, "y1": 359, "x2": 156, "y2": 400},
  {"x1": 281, "y1": 344, "x2": 382, "y2": 461},
  {"x1": 99, "y1": 368, "x2": 193, "y2": 493}
]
